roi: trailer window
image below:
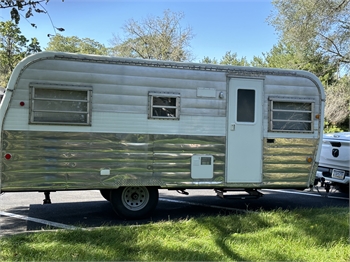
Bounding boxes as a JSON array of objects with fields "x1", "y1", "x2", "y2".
[
  {"x1": 148, "y1": 92, "x2": 180, "y2": 120},
  {"x1": 269, "y1": 98, "x2": 314, "y2": 132},
  {"x1": 237, "y1": 89, "x2": 255, "y2": 123},
  {"x1": 29, "y1": 84, "x2": 92, "y2": 125}
]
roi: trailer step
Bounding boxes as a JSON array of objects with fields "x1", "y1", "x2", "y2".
[{"x1": 215, "y1": 189, "x2": 263, "y2": 200}]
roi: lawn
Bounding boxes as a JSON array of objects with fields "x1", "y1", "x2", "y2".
[{"x1": 0, "y1": 207, "x2": 349, "y2": 261}]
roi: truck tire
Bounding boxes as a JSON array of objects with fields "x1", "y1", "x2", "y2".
[
  {"x1": 338, "y1": 184, "x2": 349, "y2": 193},
  {"x1": 110, "y1": 186, "x2": 158, "y2": 219},
  {"x1": 100, "y1": 189, "x2": 111, "y2": 201}
]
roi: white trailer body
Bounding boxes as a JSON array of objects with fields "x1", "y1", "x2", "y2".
[{"x1": 0, "y1": 52, "x2": 325, "y2": 219}]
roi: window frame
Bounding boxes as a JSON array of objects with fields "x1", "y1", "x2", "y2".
[
  {"x1": 29, "y1": 83, "x2": 92, "y2": 126},
  {"x1": 269, "y1": 97, "x2": 315, "y2": 133},
  {"x1": 148, "y1": 91, "x2": 181, "y2": 120}
]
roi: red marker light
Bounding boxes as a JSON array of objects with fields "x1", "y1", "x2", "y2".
[
  {"x1": 4, "y1": 153, "x2": 12, "y2": 160},
  {"x1": 20, "y1": 101, "x2": 25, "y2": 106}
]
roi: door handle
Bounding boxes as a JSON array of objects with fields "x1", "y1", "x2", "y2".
[{"x1": 230, "y1": 124, "x2": 235, "y2": 131}]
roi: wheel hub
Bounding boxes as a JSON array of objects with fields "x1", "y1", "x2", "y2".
[
  {"x1": 121, "y1": 186, "x2": 150, "y2": 211},
  {"x1": 131, "y1": 192, "x2": 139, "y2": 200}
]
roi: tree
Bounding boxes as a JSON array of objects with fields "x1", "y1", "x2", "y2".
[
  {"x1": 199, "y1": 56, "x2": 218, "y2": 64},
  {"x1": 269, "y1": 0, "x2": 350, "y2": 130},
  {"x1": 255, "y1": 41, "x2": 338, "y2": 86},
  {"x1": 110, "y1": 9, "x2": 194, "y2": 61},
  {"x1": 45, "y1": 34, "x2": 110, "y2": 55},
  {"x1": 200, "y1": 51, "x2": 249, "y2": 66},
  {"x1": 0, "y1": 21, "x2": 41, "y2": 87},
  {"x1": 219, "y1": 51, "x2": 250, "y2": 66},
  {"x1": 324, "y1": 76, "x2": 350, "y2": 126},
  {"x1": 250, "y1": 55, "x2": 268, "y2": 68},
  {"x1": 0, "y1": 0, "x2": 64, "y2": 32},
  {"x1": 268, "y1": 0, "x2": 350, "y2": 72}
]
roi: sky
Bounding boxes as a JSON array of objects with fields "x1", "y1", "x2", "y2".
[{"x1": 0, "y1": 0, "x2": 279, "y2": 62}]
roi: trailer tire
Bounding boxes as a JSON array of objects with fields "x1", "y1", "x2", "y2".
[
  {"x1": 110, "y1": 186, "x2": 158, "y2": 219},
  {"x1": 100, "y1": 189, "x2": 111, "y2": 201}
]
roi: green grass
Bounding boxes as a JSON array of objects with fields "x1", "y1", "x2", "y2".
[{"x1": 1, "y1": 207, "x2": 349, "y2": 261}]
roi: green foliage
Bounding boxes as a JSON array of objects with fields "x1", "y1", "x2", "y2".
[
  {"x1": 0, "y1": 0, "x2": 64, "y2": 31},
  {"x1": 324, "y1": 75, "x2": 350, "y2": 127},
  {"x1": 0, "y1": 207, "x2": 348, "y2": 261},
  {"x1": 199, "y1": 56, "x2": 218, "y2": 64},
  {"x1": 268, "y1": 0, "x2": 349, "y2": 130},
  {"x1": 45, "y1": 34, "x2": 110, "y2": 55},
  {"x1": 0, "y1": 21, "x2": 41, "y2": 87},
  {"x1": 254, "y1": 41, "x2": 338, "y2": 86},
  {"x1": 0, "y1": 0, "x2": 47, "y2": 25},
  {"x1": 250, "y1": 55, "x2": 268, "y2": 67},
  {"x1": 110, "y1": 9, "x2": 194, "y2": 62},
  {"x1": 268, "y1": 0, "x2": 350, "y2": 73},
  {"x1": 324, "y1": 121, "x2": 344, "y2": 133},
  {"x1": 200, "y1": 51, "x2": 249, "y2": 66},
  {"x1": 219, "y1": 51, "x2": 250, "y2": 66}
]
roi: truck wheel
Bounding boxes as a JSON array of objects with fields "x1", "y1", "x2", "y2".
[
  {"x1": 100, "y1": 189, "x2": 111, "y2": 201},
  {"x1": 110, "y1": 186, "x2": 158, "y2": 219},
  {"x1": 338, "y1": 184, "x2": 349, "y2": 193}
]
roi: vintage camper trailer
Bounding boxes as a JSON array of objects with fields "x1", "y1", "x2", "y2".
[{"x1": 0, "y1": 52, "x2": 325, "y2": 219}]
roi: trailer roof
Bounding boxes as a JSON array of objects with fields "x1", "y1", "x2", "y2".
[{"x1": 7, "y1": 51, "x2": 325, "y2": 100}]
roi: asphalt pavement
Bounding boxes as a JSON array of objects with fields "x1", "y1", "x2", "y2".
[{"x1": 0, "y1": 186, "x2": 348, "y2": 237}]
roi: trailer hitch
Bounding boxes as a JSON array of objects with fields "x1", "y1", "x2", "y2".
[{"x1": 319, "y1": 177, "x2": 331, "y2": 193}]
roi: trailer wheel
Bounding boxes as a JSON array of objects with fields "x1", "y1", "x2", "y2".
[
  {"x1": 100, "y1": 189, "x2": 111, "y2": 201},
  {"x1": 110, "y1": 186, "x2": 158, "y2": 219}
]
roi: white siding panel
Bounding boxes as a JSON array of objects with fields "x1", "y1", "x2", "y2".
[
  {"x1": 4, "y1": 108, "x2": 29, "y2": 131},
  {"x1": 265, "y1": 75, "x2": 316, "y2": 87},
  {"x1": 29, "y1": 59, "x2": 225, "y2": 82},
  {"x1": 265, "y1": 85, "x2": 319, "y2": 97},
  {"x1": 4, "y1": 109, "x2": 225, "y2": 136},
  {"x1": 22, "y1": 68, "x2": 225, "y2": 91}
]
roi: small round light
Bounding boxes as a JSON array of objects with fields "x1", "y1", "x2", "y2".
[
  {"x1": 4, "y1": 153, "x2": 12, "y2": 160},
  {"x1": 306, "y1": 157, "x2": 313, "y2": 163},
  {"x1": 315, "y1": 114, "x2": 320, "y2": 119},
  {"x1": 20, "y1": 101, "x2": 25, "y2": 106}
]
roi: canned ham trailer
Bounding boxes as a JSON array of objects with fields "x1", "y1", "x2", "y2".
[{"x1": 0, "y1": 52, "x2": 325, "y2": 219}]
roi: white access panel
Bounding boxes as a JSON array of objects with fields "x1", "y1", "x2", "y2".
[{"x1": 191, "y1": 155, "x2": 214, "y2": 179}]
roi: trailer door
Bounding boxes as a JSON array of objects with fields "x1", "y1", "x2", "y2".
[{"x1": 227, "y1": 78, "x2": 263, "y2": 183}]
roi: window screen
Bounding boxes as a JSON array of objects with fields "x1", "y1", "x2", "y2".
[
  {"x1": 237, "y1": 89, "x2": 255, "y2": 123},
  {"x1": 149, "y1": 92, "x2": 180, "y2": 120},
  {"x1": 29, "y1": 84, "x2": 92, "y2": 125},
  {"x1": 270, "y1": 99, "x2": 314, "y2": 132}
]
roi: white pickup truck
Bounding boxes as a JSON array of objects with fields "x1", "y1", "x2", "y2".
[{"x1": 316, "y1": 132, "x2": 350, "y2": 192}]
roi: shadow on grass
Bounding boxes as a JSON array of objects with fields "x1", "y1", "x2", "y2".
[{"x1": 1, "y1": 189, "x2": 349, "y2": 261}]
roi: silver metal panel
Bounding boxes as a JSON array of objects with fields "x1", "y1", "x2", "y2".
[
  {"x1": 262, "y1": 138, "x2": 318, "y2": 187},
  {"x1": 1, "y1": 131, "x2": 225, "y2": 191},
  {"x1": 1, "y1": 131, "x2": 318, "y2": 190},
  {"x1": 22, "y1": 64, "x2": 227, "y2": 118}
]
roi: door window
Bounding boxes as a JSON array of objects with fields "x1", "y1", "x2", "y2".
[{"x1": 236, "y1": 89, "x2": 255, "y2": 123}]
